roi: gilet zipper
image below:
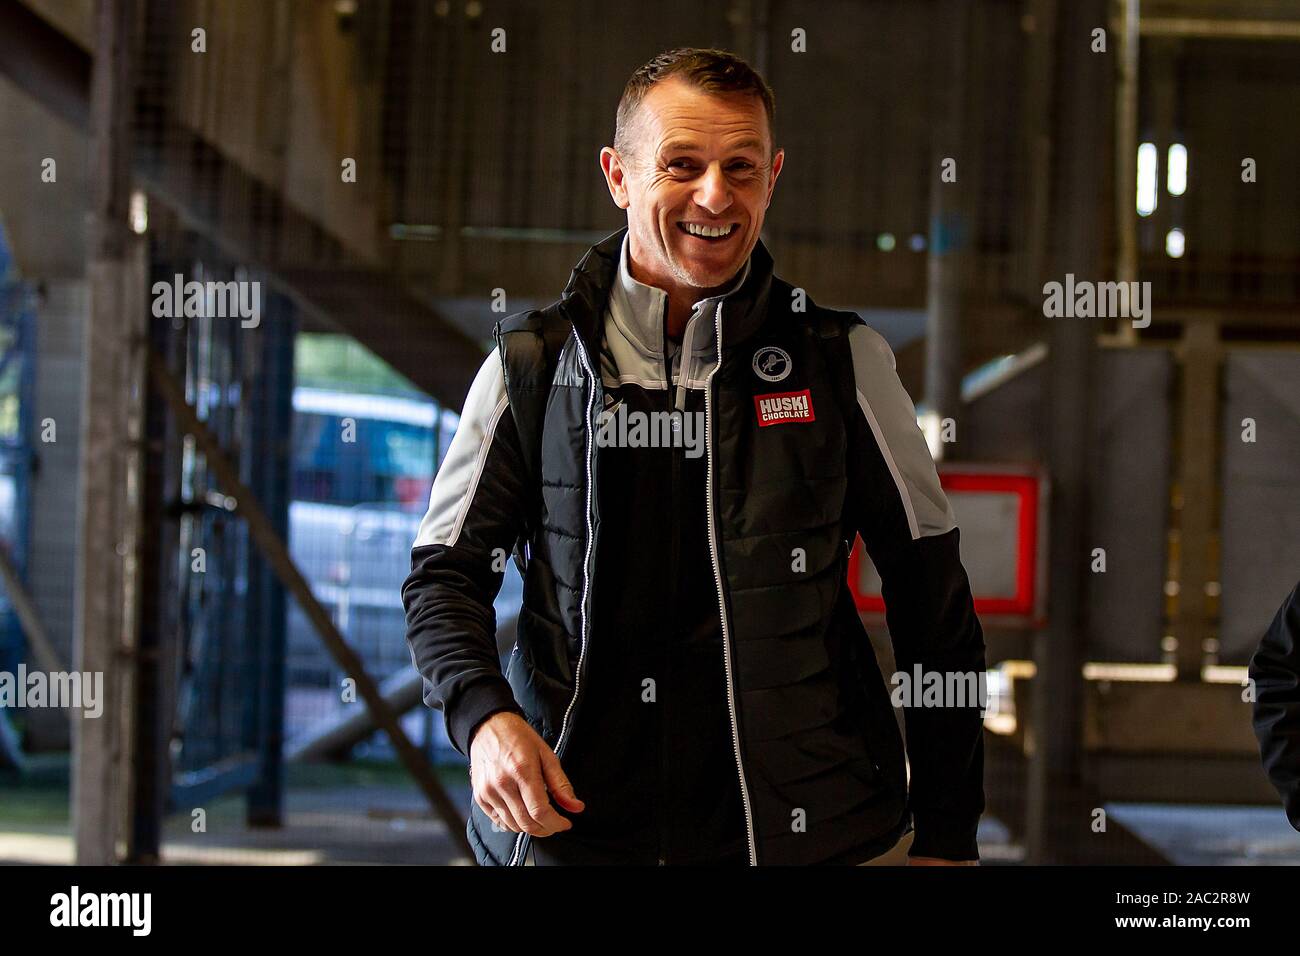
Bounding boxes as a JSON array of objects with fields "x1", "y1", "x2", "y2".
[
  {"x1": 660, "y1": 301, "x2": 676, "y2": 866},
  {"x1": 704, "y1": 300, "x2": 758, "y2": 866}
]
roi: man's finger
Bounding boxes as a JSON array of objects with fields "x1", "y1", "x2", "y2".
[
  {"x1": 494, "y1": 774, "x2": 552, "y2": 836},
  {"x1": 480, "y1": 787, "x2": 524, "y2": 833},
  {"x1": 516, "y1": 764, "x2": 573, "y2": 834},
  {"x1": 539, "y1": 748, "x2": 586, "y2": 813}
]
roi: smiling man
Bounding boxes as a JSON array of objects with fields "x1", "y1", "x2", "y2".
[
  {"x1": 403, "y1": 48, "x2": 987, "y2": 866},
  {"x1": 603, "y1": 60, "x2": 780, "y2": 340}
]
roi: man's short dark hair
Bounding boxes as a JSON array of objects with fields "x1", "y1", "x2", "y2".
[{"x1": 614, "y1": 48, "x2": 777, "y2": 160}]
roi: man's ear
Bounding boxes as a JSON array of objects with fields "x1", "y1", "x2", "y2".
[
  {"x1": 599, "y1": 146, "x2": 631, "y2": 210},
  {"x1": 764, "y1": 147, "x2": 785, "y2": 208}
]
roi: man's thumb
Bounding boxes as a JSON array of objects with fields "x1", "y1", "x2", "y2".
[{"x1": 540, "y1": 749, "x2": 585, "y2": 811}]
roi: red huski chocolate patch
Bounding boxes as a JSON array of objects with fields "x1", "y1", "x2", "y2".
[{"x1": 754, "y1": 389, "x2": 815, "y2": 426}]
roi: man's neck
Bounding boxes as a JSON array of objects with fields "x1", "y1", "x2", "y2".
[{"x1": 626, "y1": 257, "x2": 738, "y2": 343}]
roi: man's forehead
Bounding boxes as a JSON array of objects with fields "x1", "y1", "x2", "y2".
[
  {"x1": 638, "y1": 78, "x2": 770, "y2": 146},
  {"x1": 657, "y1": 131, "x2": 767, "y2": 154}
]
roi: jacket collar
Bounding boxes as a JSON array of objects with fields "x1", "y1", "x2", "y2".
[{"x1": 559, "y1": 226, "x2": 775, "y2": 362}]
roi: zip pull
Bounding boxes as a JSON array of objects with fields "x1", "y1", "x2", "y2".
[
  {"x1": 674, "y1": 315, "x2": 698, "y2": 412},
  {"x1": 674, "y1": 302, "x2": 719, "y2": 412}
]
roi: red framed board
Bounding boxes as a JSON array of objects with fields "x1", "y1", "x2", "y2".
[{"x1": 847, "y1": 465, "x2": 1047, "y2": 628}]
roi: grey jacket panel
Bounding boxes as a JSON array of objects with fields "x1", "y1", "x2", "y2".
[
  {"x1": 846, "y1": 322, "x2": 956, "y2": 540},
  {"x1": 403, "y1": 352, "x2": 528, "y2": 757}
]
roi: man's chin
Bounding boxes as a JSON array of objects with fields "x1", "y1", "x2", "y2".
[{"x1": 671, "y1": 260, "x2": 745, "y2": 293}]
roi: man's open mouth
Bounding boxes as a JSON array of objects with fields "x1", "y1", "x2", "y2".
[{"x1": 677, "y1": 221, "x2": 738, "y2": 243}]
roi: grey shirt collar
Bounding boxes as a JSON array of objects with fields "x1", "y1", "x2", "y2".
[{"x1": 601, "y1": 232, "x2": 752, "y2": 398}]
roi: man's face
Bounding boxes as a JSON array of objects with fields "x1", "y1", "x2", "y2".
[{"x1": 601, "y1": 77, "x2": 784, "y2": 294}]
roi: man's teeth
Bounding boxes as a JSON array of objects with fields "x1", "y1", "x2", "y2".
[{"x1": 683, "y1": 222, "x2": 734, "y2": 238}]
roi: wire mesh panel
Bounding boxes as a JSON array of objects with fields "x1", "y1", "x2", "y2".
[
  {"x1": 4, "y1": 0, "x2": 1300, "y2": 869},
  {"x1": 1220, "y1": 350, "x2": 1300, "y2": 665},
  {"x1": 0, "y1": 230, "x2": 37, "y2": 768}
]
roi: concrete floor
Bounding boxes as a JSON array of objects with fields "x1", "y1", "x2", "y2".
[
  {"x1": 3, "y1": 759, "x2": 1296, "y2": 865},
  {"x1": 1107, "y1": 804, "x2": 1300, "y2": 866}
]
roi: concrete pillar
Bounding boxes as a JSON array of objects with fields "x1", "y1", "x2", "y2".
[
  {"x1": 924, "y1": 0, "x2": 971, "y2": 456},
  {"x1": 72, "y1": 0, "x2": 145, "y2": 865},
  {"x1": 1025, "y1": 0, "x2": 1108, "y2": 864}
]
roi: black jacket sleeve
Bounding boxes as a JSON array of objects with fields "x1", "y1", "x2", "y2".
[
  {"x1": 401, "y1": 351, "x2": 528, "y2": 757},
  {"x1": 1249, "y1": 581, "x2": 1300, "y2": 832},
  {"x1": 842, "y1": 322, "x2": 987, "y2": 861}
]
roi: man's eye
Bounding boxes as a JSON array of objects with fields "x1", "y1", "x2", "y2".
[{"x1": 730, "y1": 162, "x2": 754, "y2": 172}]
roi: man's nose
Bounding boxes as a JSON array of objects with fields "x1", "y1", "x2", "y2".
[{"x1": 693, "y1": 162, "x2": 733, "y2": 215}]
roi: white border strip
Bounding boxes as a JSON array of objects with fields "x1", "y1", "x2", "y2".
[
  {"x1": 855, "y1": 387, "x2": 921, "y2": 540},
  {"x1": 446, "y1": 393, "x2": 509, "y2": 547}
]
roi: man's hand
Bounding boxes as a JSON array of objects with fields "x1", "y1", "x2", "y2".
[
  {"x1": 469, "y1": 711, "x2": 585, "y2": 836},
  {"x1": 907, "y1": 856, "x2": 979, "y2": 866}
]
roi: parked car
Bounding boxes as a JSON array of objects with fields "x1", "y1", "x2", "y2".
[{"x1": 285, "y1": 388, "x2": 523, "y2": 738}]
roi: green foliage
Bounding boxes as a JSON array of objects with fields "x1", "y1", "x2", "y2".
[{"x1": 295, "y1": 333, "x2": 424, "y2": 398}]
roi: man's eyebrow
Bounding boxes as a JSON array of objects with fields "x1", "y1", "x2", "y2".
[
  {"x1": 658, "y1": 137, "x2": 767, "y2": 155},
  {"x1": 659, "y1": 139, "x2": 702, "y2": 154}
]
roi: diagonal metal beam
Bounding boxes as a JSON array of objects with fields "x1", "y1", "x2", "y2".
[
  {"x1": 148, "y1": 350, "x2": 473, "y2": 859},
  {"x1": 0, "y1": 0, "x2": 484, "y2": 409},
  {"x1": 0, "y1": 540, "x2": 68, "y2": 676},
  {"x1": 0, "y1": 0, "x2": 90, "y2": 130},
  {"x1": 288, "y1": 615, "x2": 518, "y2": 764}
]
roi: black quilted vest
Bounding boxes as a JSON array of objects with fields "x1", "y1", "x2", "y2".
[{"x1": 470, "y1": 229, "x2": 911, "y2": 866}]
